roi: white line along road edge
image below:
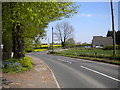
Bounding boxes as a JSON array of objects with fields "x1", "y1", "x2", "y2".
[
  {"x1": 27, "y1": 55, "x2": 61, "y2": 88},
  {"x1": 45, "y1": 64, "x2": 61, "y2": 88},
  {"x1": 80, "y1": 66, "x2": 120, "y2": 82}
]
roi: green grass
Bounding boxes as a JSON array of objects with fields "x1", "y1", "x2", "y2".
[
  {"x1": 61, "y1": 48, "x2": 119, "y2": 56},
  {"x1": 2, "y1": 56, "x2": 33, "y2": 73},
  {"x1": 48, "y1": 47, "x2": 120, "y2": 65}
]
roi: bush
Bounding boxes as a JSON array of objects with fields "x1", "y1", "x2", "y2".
[
  {"x1": 19, "y1": 57, "x2": 33, "y2": 70},
  {"x1": 117, "y1": 45, "x2": 120, "y2": 50},
  {"x1": 103, "y1": 45, "x2": 120, "y2": 50},
  {"x1": 2, "y1": 58, "x2": 25, "y2": 73},
  {"x1": 2, "y1": 57, "x2": 33, "y2": 73},
  {"x1": 109, "y1": 55, "x2": 120, "y2": 60},
  {"x1": 25, "y1": 48, "x2": 34, "y2": 52},
  {"x1": 103, "y1": 45, "x2": 113, "y2": 50},
  {"x1": 47, "y1": 51, "x2": 58, "y2": 54},
  {"x1": 70, "y1": 44, "x2": 91, "y2": 48}
]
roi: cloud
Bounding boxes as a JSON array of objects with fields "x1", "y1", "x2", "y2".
[{"x1": 77, "y1": 13, "x2": 92, "y2": 17}]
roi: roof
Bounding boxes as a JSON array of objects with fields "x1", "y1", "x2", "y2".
[{"x1": 92, "y1": 36, "x2": 113, "y2": 46}]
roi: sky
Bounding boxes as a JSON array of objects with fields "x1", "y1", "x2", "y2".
[{"x1": 42, "y1": 2, "x2": 118, "y2": 44}]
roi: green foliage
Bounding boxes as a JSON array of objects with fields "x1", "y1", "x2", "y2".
[
  {"x1": 70, "y1": 44, "x2": 91, "y2": 47},
  {"x1": 48, "y1": 49, "x2": 120, "y2": 64},
  {"x1": 24, "y1": 38, "x2": 34, "y2": 52},
  {"x1": 47, "y1": 51, "x2": 59, "y2": 54},
  {"x1": 103, "y1": 45, "x2": 113, "y2": 50},
  {"x1": 48, "y1": 51, "x2": 120, "y2": 64},
  {"x1": 19, "y1": 57, "x2": 33, "y2": 70},
  {"x1": 2, "y1": 57, "x2": 33, "y2": 73},
  {"x1": 2, "y1": 2, "x2": 79, "y2": 59},
  {"x1": 2, "y1": 28, "x2": 12, "y2": 60},
  {"x1": 106, "y1": 30, "x2": 120, "y2": 45},
  {"x1": 49, "y1": 48, "x2": 120, "y2": 61},
  {"x1": 3, "y1": 2, "x2": 78, "y2": 39},
  {"x1": 78, "y1": 54, "x2": 115, "y2": 60},
  {"x1": 106, "y1": 30, "x2": 113, "y2": 37},
  {"x1": 25, "y1": 47, "x2": 34, "y2": 52},
  {"x1": 103, "y1": 45, "x2": 120, "y2": 50},
  {"x1": 109, "y1": 55, "x2": 120, "y2": 60},
  {"x1": 116, "y1": 31, "x2": 120, "y2": 45},
  {"x1": 64, "y1": 38, "x2": 75, "y2": 48}
]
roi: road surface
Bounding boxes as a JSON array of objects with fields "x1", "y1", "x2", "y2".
[{"x1": 28, "y1": 51, "x2": 120, "y2": 88}]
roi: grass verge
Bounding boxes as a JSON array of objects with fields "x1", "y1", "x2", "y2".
[{"x1": 47, "y1": 51, "x2": 120, "y2": 65}]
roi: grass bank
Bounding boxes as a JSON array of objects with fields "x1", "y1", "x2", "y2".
[{"x1": 48, "y1": 48, "x2": 120, "y2": 65}]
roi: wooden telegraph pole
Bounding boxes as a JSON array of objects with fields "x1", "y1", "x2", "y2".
[
  {"x1": 52, "y1": 27, "x2": 54, "y2": 52},
  {"x1": 110, "y1": 0, "x2": 116, "y2": 56}
]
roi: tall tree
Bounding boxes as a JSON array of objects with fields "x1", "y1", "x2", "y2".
[
  {"x1": 67, "y1": 38, "x2": 75, "y2": 45},
  {"x1": 106, "y1": 30, "x2": 114, "y2": 37},
  {"x1": 106, "y1": 30, "x2": 120, "y2": 45},
  {"x1": 54, "y1": 21, "x2": 74, "y2": 47},
  {"x1": 116, "y1": 30, "x2": 120, "y2": 45},
  {"x1": 2, "y1": 2, "x2": 78, "y2": 59},
  {"x1": 65, "y1": 38, "x2": 75, "y2": 48}
]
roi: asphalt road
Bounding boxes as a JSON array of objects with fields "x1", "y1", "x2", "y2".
[{"x1": 28, "y1": 51, "x2": 120, "y2": 88}]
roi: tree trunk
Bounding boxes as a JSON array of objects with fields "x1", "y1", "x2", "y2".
[
  {"x1": 2, "y1": 45, "x2": 12, "y2": 60},
  {"x1": 61, "y1": 41, "x2": 65, "y2": 48},
  {"x1": 2, "y1": 33, "x2": 12, "y2": 60},
  {"x1": 12, "y1": 22, "x2": 25, "y2": 59}
]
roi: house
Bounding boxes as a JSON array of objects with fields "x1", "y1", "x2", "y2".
[{"x1": 92, "y1": 36, "x2": 113, "y2": 47}]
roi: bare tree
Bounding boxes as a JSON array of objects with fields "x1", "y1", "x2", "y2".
[{"x1": 54, "y1": 21, "x2": 74, "y2": 47}]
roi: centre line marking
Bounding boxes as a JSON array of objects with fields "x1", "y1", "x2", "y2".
[
  {"x1": 58, "y1": 59, "x2": 72, "y2": 64},
  {"x1": 80, "y1": 65, "x2": 120, "y2": 82}
]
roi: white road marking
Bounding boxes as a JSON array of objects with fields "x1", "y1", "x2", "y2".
[
  {"x1": 80, "y1": 65, "x2": 120, "y2": 82},
  {"x1": 57, "y1": 59, "x2": 72, "y2": 64},
  {"x1": 45, "y1": 63, "x2": 61, "y2": 88}
]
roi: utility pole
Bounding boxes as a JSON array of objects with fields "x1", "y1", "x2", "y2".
[
  {"x1": 47, "y1": 37, "x2": 50, "y2": 49},
  {"x1": 110, "y1": 0, "x2": 116, "y2": 56},
  {"x1": 52, "y1": 27, "x2": 54, "y2": 52},
  {"x1": 48, "y1": 37, "x2": 49, "y2": 45}
]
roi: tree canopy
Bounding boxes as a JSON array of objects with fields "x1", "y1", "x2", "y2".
[{"x1": 2, "y1": 2, "x2": 78, "y2": 59}]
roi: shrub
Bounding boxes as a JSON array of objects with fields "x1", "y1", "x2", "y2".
[
  {"x1": 2, "y1": 60, "x2": 25, "y2": 73},
  {"x1": 25, "y1": 48, "x2": 34, "y2": 52},
  {"x1": 70, "y1": 44, "x2": 91, "y2": 48},
  {"x1": 103, "y1": 45, "x2": 113, "y2": 50},
  {"x1": 109, "y1": 55, "x2": 120, "y2": 60},
  {"x1": 2, "y1": 57, "x2": 33, "y2": 73},
  {"x1": 103, "y1": 45, "x2": 120, "y2": 50},
  {"x1": 19, "y1": 57, "x2": 33, "y2": 70},
  {"x1": 117, "y1": 45, "x2": 120, "y2": 50},
  {"x1": 47, "y1": 51, "x2": 58, "y2": 54}
]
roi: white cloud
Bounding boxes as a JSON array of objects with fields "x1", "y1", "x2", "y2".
[{"x1": 77, "y1": 13, "x2": 92, "y2": 17}]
